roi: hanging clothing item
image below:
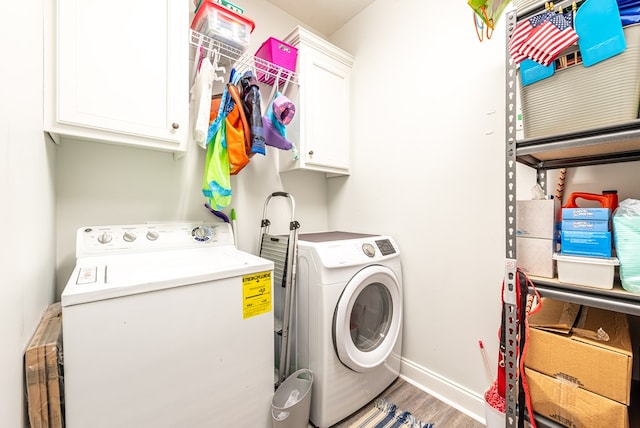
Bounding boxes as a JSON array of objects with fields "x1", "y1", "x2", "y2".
[
  {"x1": 209, "y1": 85, "x2": 251, "y2": 175},
  {"x1": 226, "y1": 82, "x2": 253, "y2": 166},
  {"x1": 239, "y1": 71, "x2": 266, "y2": 156},
  {"x1": 262, "y1": 93, "x2": 295, "y2": 151},
  {"x1": 202, "y1": 121, "x2": 232, "y2": 210},
  {"x1": 191, "y1": 57, "x2": 216, "y2": 148},
  {"x1": 262, "y1": 116, "x2": 292, "y2": 150}
]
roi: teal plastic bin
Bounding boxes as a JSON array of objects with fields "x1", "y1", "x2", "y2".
[{"x1": 271, "y1": 369, "x2": 313, "y2": 428}]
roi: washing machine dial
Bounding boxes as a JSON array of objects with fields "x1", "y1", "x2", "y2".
[
  {"x1": 122, "y1": 231, "x2": 137, "y2": 242},
  {"x1": 192, "y1": 226, "x2": 212, "y2": 242},
  {"x1": 146, "y1": 230, "x2": 159, "y2": 241},
  {"x1": 362, "y1": 243, "x2": 376, "y2": 257},
  {"x1": 97, "y1": 232, "x2": 112, "y2": 244}
]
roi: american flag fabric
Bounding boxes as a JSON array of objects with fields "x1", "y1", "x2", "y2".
[
  {"x1": 524, "y1": 12, "x2": 579, "y2": 66},
  {"x1": 509, "y1": 10, "x2": 579, "y2": 66},
  {"x1": 508, "y1": 12, "x2": 550, "y2": 63}
]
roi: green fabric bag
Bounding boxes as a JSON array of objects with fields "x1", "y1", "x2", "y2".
[
  {"x1": 614, "y1": 199, "x2": 640, "y2": 293},
  {"x1": 202, "y1": 121, "x2": 232, "y2": 210}
]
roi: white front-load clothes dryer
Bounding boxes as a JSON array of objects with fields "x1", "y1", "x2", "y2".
[{"x1": 292, "y1": 232, "x2": 403, "y2": 428}]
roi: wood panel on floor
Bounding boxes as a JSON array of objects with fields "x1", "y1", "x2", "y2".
[{"x1": 330, "y1": 377, "x2": 485, "y2": 428}]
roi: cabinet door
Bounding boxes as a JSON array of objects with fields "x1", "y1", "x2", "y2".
[
  {"x1": 299, "y1": 47, "x2": 351, "y2": 173},
  {"x1": 280, "y1": 27, "x2": 354, "y2": 175},
  {"x1": 46, "y1": 0, "x2": 188, "y2": 153}
]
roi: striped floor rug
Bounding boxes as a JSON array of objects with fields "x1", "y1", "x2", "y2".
[{"x1": 349, "y1": 398, "x2": 434, "y2": 428}]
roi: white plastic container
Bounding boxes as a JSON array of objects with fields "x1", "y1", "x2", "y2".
[{"x1": 553, "y1": 253, "x2": 619, "y2": 289}]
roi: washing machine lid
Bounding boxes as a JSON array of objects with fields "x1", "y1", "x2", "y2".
[
  {"x1": 62, "y1": 247, "x2": 274, "y2": 307},
  {"x1": 333, "y1": 264, "x2": 402, "y2": 372}
]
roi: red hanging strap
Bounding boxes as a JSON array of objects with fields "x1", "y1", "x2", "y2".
[{"x1": 497, "y1": 268, "x2": 542, "y2": 428}]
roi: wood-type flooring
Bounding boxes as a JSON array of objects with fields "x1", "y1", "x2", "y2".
[{"x1": 328, "y1": 377, "x2": 485, "y2": 428}]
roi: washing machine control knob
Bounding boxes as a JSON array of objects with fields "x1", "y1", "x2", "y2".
[
  {"x1": 146, "y1": 230, "x2": 159, "y2": 241},
  {"x1": 192, "y1": 226, "x2": 212, "y2": 242},
  {"x1": 122, "y1": 232, "x2": 137, "y2": 242},
  {"x1": 362, "y1": 243, "x2": 376, "y2": 257},
  {"x1": 97, "y1": 232, "x2": 112, "y2": 244}
]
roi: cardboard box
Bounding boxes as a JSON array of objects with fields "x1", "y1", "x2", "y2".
[
  {"x1": 526, "y1": 298, "x2": 633, "y2": 404},
  {"x1": 561, "y1": 230, "x2": 612, "y2": 258},
  {"x1": 517, "y1": 199, "x2": 560, "y2": 239},
  {"x1": 525, "y1": 368, "x2": 629, "y2": 428},
  {"x1": 562, "y1": 207, "x2": 610, "y2": 221},
  {"x1": 562, "y1": 219, "x2": 609, "y2": 232},
  {"x1": 517, "y1": 237, "x2": 556, "y2": 278},
  {"x1": 25, "y1": 303, "x2": 64, "y2": 428}
]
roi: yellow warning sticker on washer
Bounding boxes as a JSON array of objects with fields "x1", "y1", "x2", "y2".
[{"x1": 242, "y1": 271, "x2": 272, "y2": 319}]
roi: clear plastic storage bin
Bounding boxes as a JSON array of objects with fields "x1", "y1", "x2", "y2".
[{"x1": 191, "y1": 1, "x2": 255, "y2": 51}]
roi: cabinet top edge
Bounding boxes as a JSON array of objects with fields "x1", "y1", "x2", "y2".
[{"x1": 283, "y1": 25, "x2": 355, "y2": 66}]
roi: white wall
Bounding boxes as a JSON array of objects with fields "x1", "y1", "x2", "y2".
[
  {"x1": 328, "y1": 0, "x2": 508, "y2": 418},
  {"x1": 329, "y1": 0, "x2": 640, "y2": 420},
  {"x1": 1, "y1": 2, "x2": 57, "y2": 427}
]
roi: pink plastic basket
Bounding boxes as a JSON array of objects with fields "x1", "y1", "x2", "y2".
[{"x1": 254, "y1": 37, "x2": 298, "y2": 86}]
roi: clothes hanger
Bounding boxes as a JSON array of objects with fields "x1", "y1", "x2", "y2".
[
  {"x1": 209, "y1": 48, "x2": 225, "y2": 84},
  {"x1": 268, "y1": 69, "x2": 283, "y2": 102},
  {"x1": 281, "y1": 74, "x2": 292, "y2": 96}
]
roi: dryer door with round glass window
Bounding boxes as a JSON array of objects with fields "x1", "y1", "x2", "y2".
[{"x1": 333, "y1": 265, "x2": 402, "y2": 372}]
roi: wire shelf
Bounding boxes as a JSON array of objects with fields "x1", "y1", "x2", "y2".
[{"x1": 189, "y1": 30, "x2": 299, "y2": 87}]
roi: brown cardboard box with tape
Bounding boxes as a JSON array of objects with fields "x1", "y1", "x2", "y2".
[
  {"x1": 525, "y1": 368, "x2": 629, "y2": 428},
  {"x1": 525, "y1": 298, "x2": 633, "y2": 405}
]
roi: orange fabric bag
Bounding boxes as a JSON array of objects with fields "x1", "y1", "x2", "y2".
[{"x1": 209, "y1": 84, "x2": 251, "y2": 175}]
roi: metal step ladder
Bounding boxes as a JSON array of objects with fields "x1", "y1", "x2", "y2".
[{"x1": 258, "y1": 192, "x2": 300, "y2": 387}]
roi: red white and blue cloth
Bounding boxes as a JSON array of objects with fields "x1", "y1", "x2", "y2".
[{"x1": 509, "y1": 9, "x2": 579, "y2": 66}]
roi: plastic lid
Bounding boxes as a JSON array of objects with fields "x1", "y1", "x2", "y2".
[{"x1": 552, "y1": 253, "x2": 620, "y2": 266}]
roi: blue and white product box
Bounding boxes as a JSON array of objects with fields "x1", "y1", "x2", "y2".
[
  {"x1": 562, "y1": 208, "x2": 610, "y2": 221},
  {"x1": 561, "y1": 231, "x2": 612, "y2": 258},
  {"x1": 562, "y1": 219, "x2": 609, "y2": 232}
]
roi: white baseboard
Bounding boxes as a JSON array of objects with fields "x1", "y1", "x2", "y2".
[{"x1": 400, "y1": 357, "x2": 487, "y2": 424}]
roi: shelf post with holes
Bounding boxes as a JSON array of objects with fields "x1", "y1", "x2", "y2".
[{"x1": 504, "y1": 9, "x2": 521, "y2": 428}]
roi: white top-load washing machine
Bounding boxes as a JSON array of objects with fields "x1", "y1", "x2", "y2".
[
  {"x1": 293, "y1": 231, "x2": 403, "y2": 428},
  {"x1": 61, "y1": 222, "x2": 275, "y2": 428}
]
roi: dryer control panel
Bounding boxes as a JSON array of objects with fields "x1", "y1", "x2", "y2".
[
  {"x1": 76, "y1": 222, "x2": 234, "y2": 257},
  {"x1": 303, "y1": 235, "x2": 400, "y2": 268},
  {"x1": 375, "y1": 239, "x2": 396, "y2": 256}
]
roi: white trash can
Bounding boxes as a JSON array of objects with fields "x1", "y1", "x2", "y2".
[{"x1": 271, "y1": 369, "x2": 313, "y2": 428}]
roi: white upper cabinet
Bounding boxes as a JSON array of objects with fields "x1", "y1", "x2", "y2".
[
  {"x1": 280, "y1": 26, "x2": 354, "y2": 176},
  {"x1": 44, "y1": 0, "x2": 189, "y2": 154}
]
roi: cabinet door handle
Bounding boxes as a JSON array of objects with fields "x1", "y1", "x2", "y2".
[
  {"x1": 171, "y1": 122, "x2": 180, "y2": 130},
  {"x1": 308, "y1": 150, "x2": 314, "y2": 156}
]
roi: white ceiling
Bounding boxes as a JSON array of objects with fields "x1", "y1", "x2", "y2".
[{"x1": 265, "y1": 0, "x2": 376, "y2": 35}]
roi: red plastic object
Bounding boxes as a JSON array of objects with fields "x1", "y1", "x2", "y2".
[{"x1": 563, "y1": 190, "x2": 618, "y2": 212}]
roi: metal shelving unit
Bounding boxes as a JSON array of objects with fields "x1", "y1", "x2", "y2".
[{"x1": 505, "y1": 3, "x2": 640, "y2": 427}]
